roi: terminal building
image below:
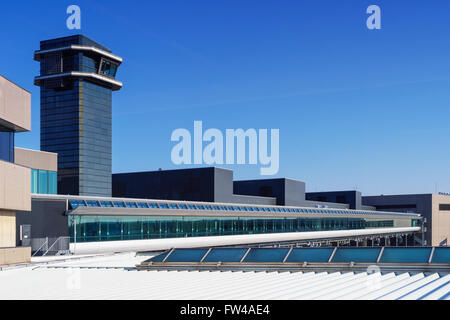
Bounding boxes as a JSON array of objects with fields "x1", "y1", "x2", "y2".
[
  {"x1": 17, "y1": 166, "x2": 424, "y2": 255},
  {"x1": 0, "y1": 75, "x2": 58, "y2": 264},
  {"x1": 2, "y1": 34, "x2": 449, "y2": 262}
]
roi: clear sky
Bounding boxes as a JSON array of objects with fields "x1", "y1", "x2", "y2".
[{"x1": 1, "y1": 0, "x2": 450, "y2": 195}]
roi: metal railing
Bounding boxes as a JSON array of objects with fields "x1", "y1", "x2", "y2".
[{"x1": 30, "y1": 237, "x2": 70, "y2": 257}]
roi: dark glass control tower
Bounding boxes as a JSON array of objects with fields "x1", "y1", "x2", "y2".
[{"x1": 34, "y1": 35, "x2": 122, "y2": 197}]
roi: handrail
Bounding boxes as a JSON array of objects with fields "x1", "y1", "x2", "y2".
[
  {"x1": 32, "y1": 237, "x2": 48, "y2": 257},
  {"x1": 43, "y1": 237, "x2": 69, "y2": 256}
]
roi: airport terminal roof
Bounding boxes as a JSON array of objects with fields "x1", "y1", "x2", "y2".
[
  {"x1": 0, "y1": 251, "x2": 449, "y2": 300},
  {"x1": 31, "y1": 193, "x2": 422, "y2": 218}
]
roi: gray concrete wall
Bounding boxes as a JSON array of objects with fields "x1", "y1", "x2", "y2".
[
  {"x1": 284, "y1": 178, "x2": 306, "y2": 206},
  {"x1": 213, "y1": 168, "x2": 277, "y2": 205}
]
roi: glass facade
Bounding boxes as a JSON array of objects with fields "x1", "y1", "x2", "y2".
[
  {"x1": 0, "y1": 130, "x2": 14, "y2": 162},
  {"x1": 67, "y1": 198, "x2": 422, "y2": 220},
  {"x1": 38, "y1": 35, "x2": 118, "y2": 197},
  {"x1": 68, "y1": 214, "x2": 412, "y2": 243},
  {"x1": 31, "y1": 169, "x2": 57, "y2": 194}
]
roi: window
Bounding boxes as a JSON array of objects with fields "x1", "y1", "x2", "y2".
[
  {"x1": 100, "y1": 201, "x2": 113, "y2": 207},
  {"x1": 31, "y1": 169, "x2": 38, "y2": 193},
  {"x1": 48, "y1": 171, "x2": 57, "y2": 194},
  {"x1": 137, "y1": 203, "x2": 148, "y2": 209},
  {"x1": 113, "y1": 202, "x2": 125, "y2": 208},
  {"x1": 0, "y1": 131, "x2": 14, "y2": 162},
  {"x1": 98, "y1": 59, "x2": 118, "y2": 78},
  {"x1": 126, "y1": 202, "x2": 138, "y2": 208},
  {"x1": 69, "y1": 200, "x2": 86, "y2": 209},
  {"x1": 439, "y1": 204, "x2": 450, "y2": 211},
  {"x1": 30, "y1": 169, "x2": 57, "y2": 195},
  {"x1": 86, "y1": 201, "x2": 100, "y2": 207},
  {"x1": 38, "y1": 170, "x2": 48, "y2": 194}
]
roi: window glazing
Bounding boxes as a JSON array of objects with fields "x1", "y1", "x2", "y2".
[
  {"x1": 0, "y1": 130, "x2": 14, "y2": 162},
  {"x1": 31, "y1": 169, "x2": 57, "y2": 194},
  {"x1": 68, "y1": 215, "x2": 411, "y2": 243}
]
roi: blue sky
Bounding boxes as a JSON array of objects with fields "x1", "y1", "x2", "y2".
[{"x1": 1, "y1": 0, "x2": 450, "y2": 195}]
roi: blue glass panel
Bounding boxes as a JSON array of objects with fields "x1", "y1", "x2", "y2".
[
  {"x1": 332, "y1": 248, "x2": 381, "y2": 263},
  {"x1": 204, "y1": 248, "x2": 249, "y2": 262},
  {"x1": 69, "y1": 200, "x2": 86, "y2": 209},
  {"x1": 113, "y1": 202, "x2": 125, "y2": 208},
  {"x1": 86, "y1": 200, "x2": 100, "y2": 207},
  {"x1": 188, "y1": 204, "x2": 196, "y2": 209},
  {"x1": 431, "y1": 248, "x2": 450, "y2": 263},
  {"x1": 159, "y1": 203, "x2": 169, "y2": 209},
  {"x1": 244, "y1": 248, "x2": 290, "y2": 263},
  {"x1": 31, "y1": 169, "x2": 38, "y2": 193},
  {"x1": 38, "y1": 170, "x2": 48, "y2": 194},
  {"x1": 169, "y1": 203, "x2": 178, "y2": 209},
  {"x1": 178, "y1": 204, "x2": 188, "y2": 209},
  {"x1": 380, "y1": 247, "x2": 432, "y2": 263},
  {"x1": 126, "y1": 202, "x2": 137, "y2": 208},
  {"x1": 137, "y1": 202, "x2": 148, "y2": 208},
  {"x1": 0, "y1": 131, "x2": 14, "y2": 162},
  {"x1": 148, "y1": 203, "x2": 159, "y2": 208},
  {"x1": 147, "y1": 250, "x2": 171, "y2": 262},
  {"x1": 165, "y1": 249, "x2": 209, "y2": 262},
  {"x1": 48, "y1": 171, "x2": 57, "y2": 194},
  {"x1": 286, "y1": 248, "x2": 334, "y2": 263},
  {"x1": 100, "y1": 201, "x2": 113, "y2": 207}
]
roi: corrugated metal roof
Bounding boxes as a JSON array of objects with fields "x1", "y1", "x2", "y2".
[{"x1": 0, "y1": 253, "x2": 448, "y2": 300}]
